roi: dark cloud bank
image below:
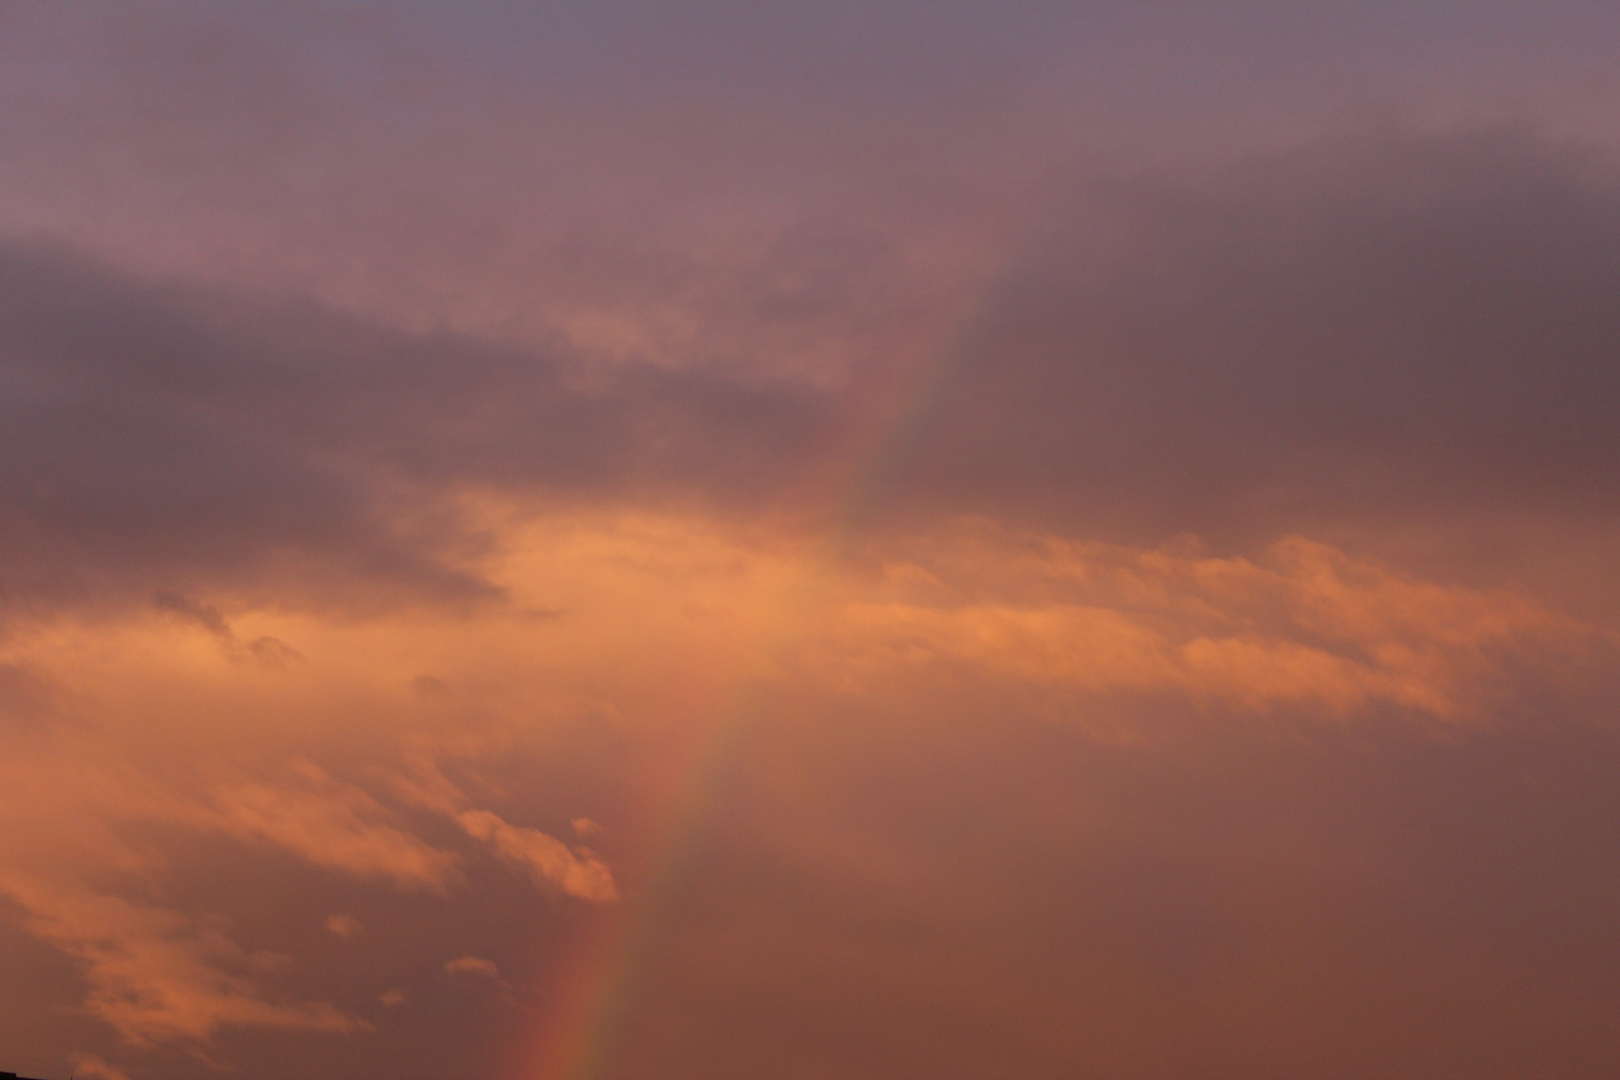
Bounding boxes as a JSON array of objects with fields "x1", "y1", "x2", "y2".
[
  {"x1": 0, "y1": 240, "x2": 839, "y2": 610},
  {"x1": 4, "y1": 126, "x2": 1618, "y2": 616},
  {"x1": 903, "y1": 127, "x2": 1620, "y2": 544}
]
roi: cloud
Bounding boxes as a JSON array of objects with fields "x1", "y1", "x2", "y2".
[
  {"x1": 4, "y1": 878, "x2": 363, "y2": 1046},
  {"x1": 886, "y1": 127, "x2": 1620, "y2": 553},
  {"x1": 443, "y1": 955, "x2": 503, "y2": 981},
  {"x1": 0, "y1": 751, "x2": 388, "y2": 1053},
  {"x1": 0, "y1": 497, "x2": 1613, "y2": 1078},
  {"x1": 0, "y1": 618, "x2": 624, "y2": 1065},
  {"x1": 68, "y1": 1053, "x2": 137, "y2": 1080},
  {"x1": 203, "y1": 765, "x2": 460, "y2": 893},
  {"x1": 798, "y1": 524, "x2": 1602, "y2": 728},
  {"x1": 153, "y1": 592, "x2": 301, "y2": 666},
  {"x1": 3, "y1": 126, "x2": 1616, "y2": 638},
  {"x1": 0, "y1": 239, "x2": 840, "y2": 618},
  {"x1": 388, "y1": 735, "x2": 620, "y2": 903},
  {"x1": 455, "y1": 810, "x2": 618, "y2": 903},
  {"x1": 152, "y1": 592, "x2": 233, "y2": 639}
]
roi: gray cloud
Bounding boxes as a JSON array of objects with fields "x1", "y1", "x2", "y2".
[
  {"x1": 0, "y1": 240, "x2": 840, "y2": 613},
  {"x1": 6, "y1": 126, "x2": 1620, "y2": 615},
  {"x1": 886, "y1": 126, "x2": 1620, "y2": 553}
]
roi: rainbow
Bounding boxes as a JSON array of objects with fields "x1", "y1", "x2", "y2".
[{"x1": 508, "y1": 301, "x2": 989, "y2": 1080}]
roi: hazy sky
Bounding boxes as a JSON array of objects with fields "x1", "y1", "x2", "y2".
[{"x1": 4, "y1": 4, "x2": 1620, "y2": 1079}]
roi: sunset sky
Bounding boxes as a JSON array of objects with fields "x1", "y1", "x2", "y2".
[{"x1": 4, "y1": 4, "x2": 1620, "y2": 1079}]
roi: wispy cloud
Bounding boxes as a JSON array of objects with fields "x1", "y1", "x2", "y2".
[
  {"x1": 6, "y1": 878, "x2": 364, "y2": 1046},
  {"x1": 801, "y1": 527, "x2": 1596, "y2": 727}
]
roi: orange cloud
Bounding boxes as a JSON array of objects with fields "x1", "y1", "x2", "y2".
[
  {"x1": 456, "y1": 810, "x2": 618, "y2": 903},
  {"x1": 0, "y1": 508, "x2": 1607, "y2": 1073},
  {"x1": 68, "y1": 1053, "x2": 138, "y2": 1080},
  {"x1": 444, "y1": 955, "x2": 503, "y2": 980},
  {"x1": 204, "y1": 765, "x2": 460, "y2": 893},
  {"x1": 797, "y1": 526, "x2": 1591, "y2": 726},
  {"x1": 4, "y1": 878, "x2": 364, "y2": 1046}
]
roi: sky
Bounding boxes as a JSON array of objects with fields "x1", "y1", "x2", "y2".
[{"x1": 3, "y1": 3, "x2": 1620, "y2": 1078}]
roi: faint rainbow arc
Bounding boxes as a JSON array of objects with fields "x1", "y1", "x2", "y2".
[{"x1": 515, "y1": 298, "x2": 990, "y2": 1080}]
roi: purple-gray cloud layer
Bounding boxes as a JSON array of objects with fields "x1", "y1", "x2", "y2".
[
  {"x1": 0, "y1": 240, "x2": 837, "y2": 608},
  {"x1": 896, "y1": 128, "x2": 1620, "y2": 540},
  {"x1": 4, "y1": 124, "x2": 1620, "y2": 612}
]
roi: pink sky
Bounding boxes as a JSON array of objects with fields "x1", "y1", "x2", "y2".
[{"x1": 4, "y1": 4, "x2": 1620, "y2": 1079}]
